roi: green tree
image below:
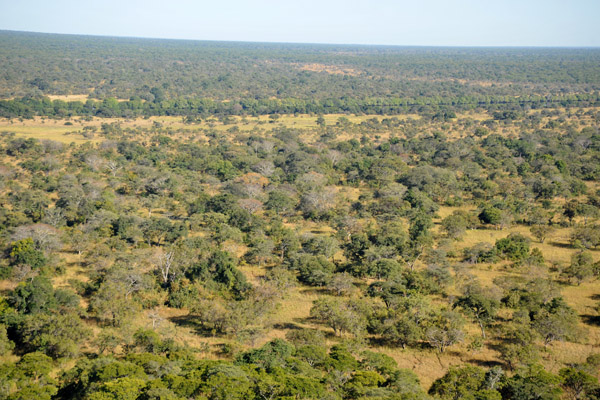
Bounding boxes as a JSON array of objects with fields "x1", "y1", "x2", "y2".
[
  {"x1": 454, "y1": 284, "x2": 500, "y2": 339},
  {"x1": 495, "y1": 233, "x2": 531, "y2": 263},
  {"x1": 10, "y1": 276, "x2": 79, "y2": 315},
  {"x1": 441, "y1": 212, "x2": 469, "y2": 240},
  {"x1": 310, "y1": 298, "x2": 370, "y2": 337},
  {"x1": 563, "y1": 251, "x2": 595, "y2": 285},
  {"x1": 429, "y1": 365, "x2": 501, "y2": 400},
  {"x1": 532, "y1": 298, "x2": 580, "y2": 347},
  {"x1": 498, "y1": 317, "x2": 540, "y2": 370},
  {"x1": 530, "y1": 224, "x2": 554, "y2": 244},
  {"x1": 501, "y1": 364, "x2": 563, "y2": 400},
  {"x1": 9, "y1": 238, "x2": 46, "y2": 269},
  {"x1": 425, "y1": 309, "x2": 465, "y2": 353},
  {"x1": 406, "y1": 211, "x2": 433, "y2": 269},
  {"x1": 88, "y1": 280, "x2": 141, "y2": 327},
  {"x1": 201, "y1": 364, "x2": 254, "y2": 400},
  {"x1": 479, "y1": 206, "x2": 502, "y2": 226},
  {"x1": 559, "y1": 367, "x2": 599, "y2": 400},
  {"x1": 0, "y1": 324, "x2": 14, "y2": 356},
  {"x1": 15, "y1": 312, "x2": 89, "y2": 358}
]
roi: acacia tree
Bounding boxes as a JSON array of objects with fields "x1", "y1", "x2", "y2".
[
  {"x1": 429, "y1": 365, "x2": 500, "y2": 400},
  {"x1": 563, "y1": 251, "x2": 595, "y2": 285},
  {"x1": 533, "y1": 301, "x2": 580, "y2": 348},
  {"x1": 454, "y1": 284, "x2": 500, "y2": 339},
  {"x1": 310, "y1": 298, "x2": 370, "y2": 337},
  {"x1": 441, "y1": 212, "x2": 468, "y2": 240},
  {"x1": 405, "y1": 211, "x2": 433, "y2": 270},
  {"x1": 374, "y1": 295, "x2": 434, "y2": 349},
  {"x1": 498, "y1": 321, "x2": 540, "y2": 370},
  {"x1": 425, "y1": 310, "x2": 465, "y2": 353},
  {"x1": 530, "y1": 224, "x2": 554, "y2": 244}
]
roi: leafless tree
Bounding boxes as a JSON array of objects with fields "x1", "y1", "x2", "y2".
[
  {"x1": 156, "y1": 249, "x2": 176, "y2": 284},
  {"x1": 12, "y1": 224, "x2": 62, "y2": 252},
  {"x1": 326, "y1": 150, "x2": 343, "y2": 166},
  {"x1": 238, "y1": 198, "x2": 264, "y2": 214},
  {"x1": 259, "y1": 140, "x2": 275, "y2": 153},
  {"x1": 85, "y1": 154, "x2": 106, "y2": 171},
  {"x1": 253, "y1": 160, "x2": 275, "y2": 177},
  {"x1": 147, "y1": 310, "x2": 164, "y2": 328},
  {"x1": 106, "y1": 160, "x2": 122, "y2": 177}
]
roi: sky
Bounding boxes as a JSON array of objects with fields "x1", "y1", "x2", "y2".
[{"x1": 0, "y1": 0, "x2": 599, "y2": 47}]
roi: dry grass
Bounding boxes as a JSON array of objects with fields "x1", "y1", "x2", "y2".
[
  {"x1": 0, "y1": 118, "x2": 102, "y2": 144},
  {"x1": 0, "y1": 113, "x2": 425, "y2": 145},
  {"x1": 47, "y1": 94, "x2": 92, "y2": 102},
  {"x1": 2, "y1": 112, "x2": 600, "y2": 389},
  {"x1": 295, "y1": 63, "x2": 361, "y2": 76}
]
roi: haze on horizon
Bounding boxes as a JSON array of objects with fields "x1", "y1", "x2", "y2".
[{"x1": 0, "y1": 0, "x2": 599, "y2": 47}]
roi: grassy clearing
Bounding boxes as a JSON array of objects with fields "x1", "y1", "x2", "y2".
[
  {"x1": 0, "y1": 118, "x2": 102, "y2": 144},
  {"x1": 47, "y1": 94, "x2": 93, "y2": 102}
]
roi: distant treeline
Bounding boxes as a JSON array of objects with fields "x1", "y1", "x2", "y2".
[
  {"x1": 2, "y1": 93, "x2": 600, "y2": 118},
  {"x1": 3, "y1": 31, "x2": 600, "y2": 106}
]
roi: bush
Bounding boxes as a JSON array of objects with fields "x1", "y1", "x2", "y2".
[{"x1": 495, "y1": 234, "x2": 530, "y2": 263}]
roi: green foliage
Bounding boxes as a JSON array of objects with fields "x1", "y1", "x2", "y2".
[
  {"x1": 290, "y1": 254, "x2": 335, "y2": 287},
  {"x1": 265, "y1": 190, "x2": 296, "y2": 215},
  {"x1": 310, "y1": 298, "x2": 371, "y2": 337},
  {"x1": 570, "y1": 224, "x2": 600, "y2": 249},
  {"x1": 479, "y1": 206, "x2": 503, "y2": 225},
  {"x1": 1, "y1": 32, "x2": 600, "y2": 397},
  {"x1": 531, "y1": 298, "x2": 581, "y2": 346},
  {"x1": 236, "y1": 339, "x2": 295, "y2": 370},
  {"x1": 210, "y1": 251, "x2": 251, "y2": 298},
  {"x1": 425, "y1": 310, "x2": 465, "y2": 353},
  {"x1": 429, "y1": 365, "x2": 501, "y2": 400},
  {"x1": 495, "y1": 233, "x2": 531, "y2": 263},
  {"x1": 88, "y1": 279, "x2": 141, "y2": 327},
  {"x1": 132, "y1": 329, "x2": 178, "y2": 355},
  {"x1": 501, "y1": 364, "x2": 563, "y2": 400},
  {"x1": 12, "y1": 312, "x2": 89, "y2": 358},
  {"x1": 563, "y1": 251, "x2": 595, "y2": 285},
  {"x1": 559, "y1": 367, "x2": 599, "y2": 400},
  {"x1": 0, "y1": 323, "x2": 14, "y2": 356},
  {"x1": 10, "y1": 275, "x2": 79, "y2": 315},
  {"x1": 9, "y1": 238, "x2": 46, "y2": 268},
  {"x1": 0, "y1": 352, "x2": 58, "y2": 400},
  {"x1": 454, "y1": 284, "x2": 500, "y2": 338},
  {"x1": 441, "y1": 212, "x2": 469, "y2": 240}
]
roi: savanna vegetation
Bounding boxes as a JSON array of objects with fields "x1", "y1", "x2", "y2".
[{"x1": 0, "y1": 30, "x2": 600, "y2": 399}]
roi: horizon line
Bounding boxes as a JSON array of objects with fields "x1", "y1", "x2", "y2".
[{"x1": 2, "y1": 29, "x2": 600, "y2": 50}]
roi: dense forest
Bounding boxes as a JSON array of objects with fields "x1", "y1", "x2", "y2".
[
  {"x1": 2, "y1": 31, "x2": 600, "y2": 118},
  {"x1": 0, "y1": 31, "x2": 600, "y2": 400}
]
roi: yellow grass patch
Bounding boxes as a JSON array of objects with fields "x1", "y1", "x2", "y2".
[
  {"x1": 295, "y1": 63, "x2": 360, "y2": 76},
  {"x1": 0, "y1": 118, "x2": 102, "y2": 144},
  {"x1": 47, "y1": 94, "x2": 92, "y2": 102}
]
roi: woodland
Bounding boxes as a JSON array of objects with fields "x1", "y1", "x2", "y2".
[{"x1": 0, "y1": 30, "x2": 600, "y2": 399}]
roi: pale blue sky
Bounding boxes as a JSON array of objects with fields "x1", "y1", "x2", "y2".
[{"x1": 0, "y1": 0, "x2": 599, "y2": 46}]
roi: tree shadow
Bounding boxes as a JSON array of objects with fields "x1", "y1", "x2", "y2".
[
  {"x1": 292, "y1": 316, "x2": 314, "y2": 326},
  {"x1": 487, "y1": 342, "x2": 507, "y2": 354},
  {"x1": 300, "y1": 287, "x2": 331, "y2": 296},
  {"x1": 590, "y1": 294, "x2": 600, "y2": 301},
  {"x1": 367, "y1": 336, "x2": 390, "y2": 348},
  {"x1": 466, "y1": 358, "x2": 505, "y2": 368},
  {"x1": 272, "y1": 322, "x2": 301, "y2": 330},
  {"x1": 169, "y1": 314, "x2": 223, "y2": 337},
  {"x1": 548, "y1": 241, "x2": 574, "y2": 249},
  {"x1": 581, "y1": 314, "x2": 600, "y2": 327}
]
